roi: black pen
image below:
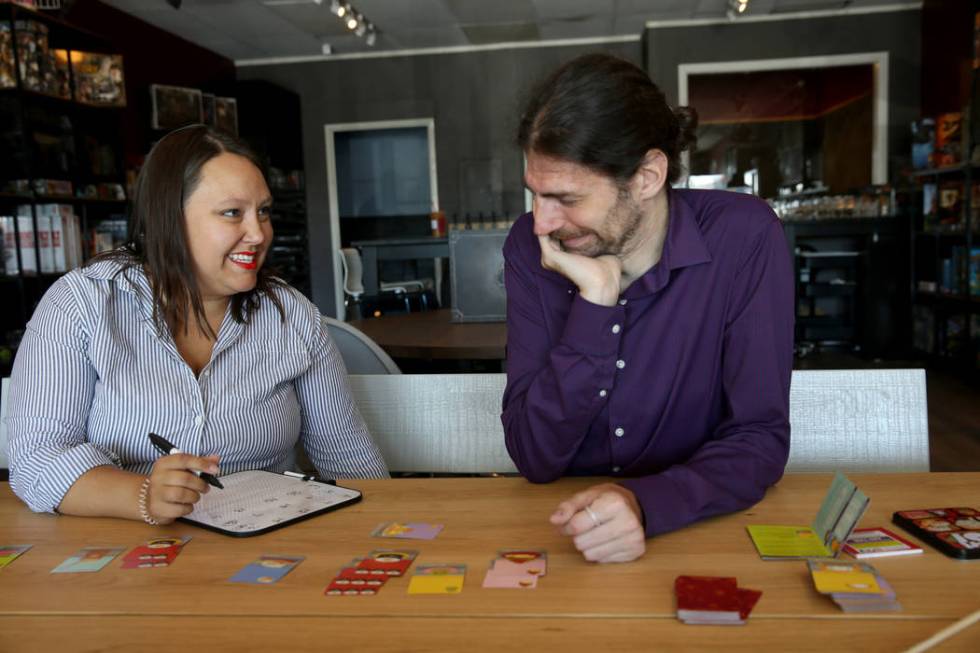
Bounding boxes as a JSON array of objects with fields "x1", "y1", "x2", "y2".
[{"x1": 148, "y1": 432, "x2": 224, "y2": 489}]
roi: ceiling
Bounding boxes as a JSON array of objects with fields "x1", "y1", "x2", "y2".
[{"x1": 101, "y1": 0, "x2": 914, "y2": 63}]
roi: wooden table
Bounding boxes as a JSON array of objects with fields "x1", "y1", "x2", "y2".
[
  {"x1": 352, "y1": 236, "x2": 450, "y2": 295},
  {"x1": 349, "y1": 308, "x2": 506, "y2": 360},
  {"x1": 1, "y1": 474, "x2": 979, "y2": 652}
]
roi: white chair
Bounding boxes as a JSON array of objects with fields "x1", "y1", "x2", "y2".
[
  {"x1": 338, "y1": 247, "x2": 417, "y2": 318},
  {"x1": 0, "y1": 377, "x2": 9, "y2": 476},
  {"x1": 322, "y1": 316, "x2": 400, "y2": 375},
  {"x1": 347, "y1": 369, "x2": 930, "y2": 476},
  {"x1": 348, "y1": 373, "x2": 515, "y2": 474},
  {"x1": 786, "y1": 369, "x2": 929, "y2": 472}
]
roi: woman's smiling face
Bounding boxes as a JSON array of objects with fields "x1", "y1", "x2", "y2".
[{"x1": 183, "y1": 152, "x2": 273, "y2": 302}]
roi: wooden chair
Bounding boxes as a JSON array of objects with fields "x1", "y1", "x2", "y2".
[
  {"x1": 349, "y1": 369, "x2": 930, "y2": 475},
  {"x1": 349, "y1": 373, "x2": 515, "y2": 474},
  {"x1": 786, "y1": 368, "x2": 929, "y2": 472},
  {"x1": 322, "y1": 316, "x2": 400, "y2": 375}
]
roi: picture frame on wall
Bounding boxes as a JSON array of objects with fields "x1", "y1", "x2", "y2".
[
  {"x1": 214, "y1": 96, "x2": 238, "y2": 136},
  {"x1": 150, "y1": 83, "x2": 203, "y2": 130}
]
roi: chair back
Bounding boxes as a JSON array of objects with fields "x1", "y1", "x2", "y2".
[
  {"x1": 339, "y1": 248, "x2": 365, "y2": 297},
  {"x1": 786, "y1": 369, "x2": 929, "y2": 472},
  {"x1": 322, "y1": 316, "x2": 400, "y2": 374},
  {"x1": 1, "y1": 376, "x2": 10, "y2": 472},
  {"x1": 347, "y1": 369, "x2": 930, "y2": 476},
  {"x1": 349, "y1": 373, "x2": 515, "y2": 474}
]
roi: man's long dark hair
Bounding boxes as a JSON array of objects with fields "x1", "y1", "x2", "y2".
[
  {"x1": 518, "y1": 53, "x2": 698, "y2": 185},
  {"x1": 89, "y1": 125, "x2": 285, "y2": 339}
]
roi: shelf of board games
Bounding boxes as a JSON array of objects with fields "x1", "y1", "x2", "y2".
[
  {"x1": 909, "y1": 69, "x2": 979, "y2": 376},
  {"x1": 0, "y1": 1, "x2": 129, "y2": 376}
]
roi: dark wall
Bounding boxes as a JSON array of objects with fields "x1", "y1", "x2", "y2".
[
  {"x1": 64, "y1": 0, "x2": 236, "y2": 167},
  {"x1": 238, "y1": 41, "x2": 641, "y2": 315},
  {"x1": 921, "y1": 0, "x2": 979, "y2": 117},
  {"x1": 644, "y1": 8, "x2": 921, "y2": 181}
]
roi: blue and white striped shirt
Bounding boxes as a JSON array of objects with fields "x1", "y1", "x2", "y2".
[{"x1": 6, "y1": 259, "x2": 389, "y2": 513}]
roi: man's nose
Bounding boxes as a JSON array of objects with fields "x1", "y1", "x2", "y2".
[{"x1": 532, "y1": 198, "x2": 563, "y2": 236}]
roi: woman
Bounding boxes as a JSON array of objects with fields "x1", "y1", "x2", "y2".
[{"x1": 6, "y1": 125, "x2": 388, "y2": 525}]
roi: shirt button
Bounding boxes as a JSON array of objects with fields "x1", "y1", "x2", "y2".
[
  {"x1": 614, "y1": 427, "x2": 625, "y2": 437},
  {"x1": 611, "y1": 324, "x2": 621, "y2": 334},
  {"x1": 599, "y1": 389, "x2": 608, "y2": 398},
  {"x1": 567, "y1": 289, "x2": 574, "y2": 294},
  {"x1": 612, "y1": 466, "x2": 621, "y2": 473},
  {"x1": 616, "y1": 359, "x2": 626, "y2": 369},
  {"x1": 194, "y1": 415, "x2": 204, "y2": 427},
  {"x1": 618, "y1": 299, "x2": 628, "y2": 306}
]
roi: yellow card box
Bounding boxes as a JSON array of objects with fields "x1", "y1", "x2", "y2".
[
  {"x1": 747, "y1": 472, "x2": 869, "y2": 559},
  {"x1": 807, "y1": 560, "x2": 882, "y2": 595}
]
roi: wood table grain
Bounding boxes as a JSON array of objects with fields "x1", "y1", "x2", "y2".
[{"x1": 1, "y1": 474, "x2": 978, "y2": 652}]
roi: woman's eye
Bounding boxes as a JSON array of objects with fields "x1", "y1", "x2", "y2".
[
  {"x1": 221, "y1": 208, "x2": 241, "y2": 218},
  {"x1": 258, "y1": 206, "x2": 272, "y2": 220}
]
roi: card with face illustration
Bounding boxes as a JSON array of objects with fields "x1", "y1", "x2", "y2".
[
  {"x1": 0, "y1": 545, "x2": 32, "y2": 570},
  {"x1": 324, "y1": 560, "x2": 388, "y2": 596},
  {"x1": 51, "y1": 547, "x2": 124, "y2": 573},
  {"x1": 121, "y1": 536, "x2": 192, "y2": 569},
  {"x1": 483, "y1": 568, "x2": 538, "y2": 589},
  {"x1": 495, "y1": 550, "x2": 547, "y2": 575},
  {"x1": 355, "y1": 549, "x2": 418, "y2": 576},
  {"x1": 372, "y1": 522, "x2": 444, "y2": 540},
  {"x1": 229, "y1": 554, "x2": 304, "y2": 585}
]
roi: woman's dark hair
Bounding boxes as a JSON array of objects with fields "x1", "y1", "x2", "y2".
[
  {"x1": 89, "y1": 124, "x2": 284, "y2": 338},
  {"x1": 518, "y1": 53, "x2": 698, "y2": 185}
]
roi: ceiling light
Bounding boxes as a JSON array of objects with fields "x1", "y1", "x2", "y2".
[
  {"x1": 354, "y1": 20, "x2": 367, "y2": 37},
  {"x1": 346, "y1": 15, "x2": 358, "y2": 29},
  {"x1": 365, "y1": 27, "x2": 376, "y2": 46}
]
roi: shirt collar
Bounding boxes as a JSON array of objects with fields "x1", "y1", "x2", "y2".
[{"x1": 628, "y1": 188, "x2": 712, "y2": 297}]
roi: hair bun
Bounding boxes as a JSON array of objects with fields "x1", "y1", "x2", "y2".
[{"x1": 673, "y1": 106, "x2": 699, "y2": 153}]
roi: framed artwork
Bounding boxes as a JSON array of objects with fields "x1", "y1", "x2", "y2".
[{"x1": 150, "y1": 83, "x2": 202, "y2": 130}]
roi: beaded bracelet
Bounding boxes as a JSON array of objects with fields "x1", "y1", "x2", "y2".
[{"x1": 138, "y1": 477, "x2": 159, "y2": 526}]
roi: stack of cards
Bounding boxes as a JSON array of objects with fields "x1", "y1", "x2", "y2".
[
  {"x1": 0, "y1": 545, "x2": 32, "y2": 570},
  {"x1": 407, "y1": 563, "x2": 466, "y2": 594},
  {"x1": 325, "y1": 549, "x2": 418, "y2": 596},
  {"x1": 807, "y1": 560, "x2": 902, "y2": 612},
  {"x1": 372, "y1": 521, "x2": 444, "y2": 540},
  {"x1": 843, "y1": 527, "x2": 923, "y2": 559},
  {"x1": 121, "y1": 536, "x2": 191, "y2": 569},
  {"x1": 674, "y1": 576, "x2": 762, "y2": 625},
  {"x1": 51, "y1": 547, "x2": 124, "y2": 573},
  {"x1": 229, "y1": 555, "x2": 304, "y2": 585},
  {"x1": 482, "y1": 549, "x2": 547, "y2": 589}
]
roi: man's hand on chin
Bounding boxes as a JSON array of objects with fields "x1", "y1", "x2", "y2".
[
  {"x1": 549, "y1": 483, "x2": 647, "y2": 563},
  {"x1": 538, "y1": 235, "x2": 621, "y2": 307}
]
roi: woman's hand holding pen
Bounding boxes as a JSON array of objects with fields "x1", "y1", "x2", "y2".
[{"x1": 145, "y1": 453, "x2": 221, "y2": 524}]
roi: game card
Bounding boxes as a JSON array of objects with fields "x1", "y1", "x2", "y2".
[
  {"x1": 372, "y1": 522, "x2": 444, "y2": 540},
  {"x1": 51, "y1": 547, "x2": 124, "y2": 573},
  {"x1": 325, "y1": 560, "x2": 388, "y2": 596},
  {"x1": 407, "y1": 564, "x2": 466, "y2": 595},
  {"x1": 121, "y1": 536, "x2": 192, "y2": 569},
  {"x1": 0, "y1": 545, "x2": 32, "y2": 570},
  {"x1": 229, "y1": 554, "x2": 304, "y2": 584},
  {"x1": 483, "y1": 568, "x2": 538, "y2": 589},
  {"x1": 355, "y1": 549, "x2": 418, "y2": 576}
]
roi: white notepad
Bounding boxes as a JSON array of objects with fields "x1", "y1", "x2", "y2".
[{"x1": 181, "y1": 470, "x2": 362, "y2": 537}]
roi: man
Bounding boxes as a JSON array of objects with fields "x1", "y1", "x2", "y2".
[{"x1": 501, "y1": 53, "x2": 793, "y2": 563}]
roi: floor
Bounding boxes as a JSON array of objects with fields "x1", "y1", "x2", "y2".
[{"x1": 794, "y1": 352, "x2": 980, "y2": 472}]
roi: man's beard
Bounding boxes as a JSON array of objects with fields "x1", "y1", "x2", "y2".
[{"x1": 555, "y1": 189, "x2": 645, "y2": 258}]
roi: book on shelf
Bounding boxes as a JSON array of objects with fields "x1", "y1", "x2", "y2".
[
  {"x1": 1, "y1": 216, "x2": 17, "y2": 275},
  {"x1": 15, "y1": 212, "x2": 36, "y2": 275},
  {"x1": 0, "y1": 21, "x2": 14, "y2": 89}
]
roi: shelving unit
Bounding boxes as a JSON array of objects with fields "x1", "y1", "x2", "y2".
[
  {"x1": 234, "y1": 79, "x2": 310, "y2": 299},
  {"x1": 908, "y1": 69, "x2": 978, "y2": 376},
  {"x1": 783, "y1": 216, "x2": 910, "y2": 359},
  {"x1": 0, "y1": 3, "x2": 127, "y2": 377}
]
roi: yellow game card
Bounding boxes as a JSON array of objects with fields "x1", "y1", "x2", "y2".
[{"x1": 407, "y1": 563, "x2": 465, "y2": 594}]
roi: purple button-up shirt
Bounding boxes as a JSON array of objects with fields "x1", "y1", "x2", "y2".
[{"x1": 501, "y1": 188, "x2": 793, "y2": 537}]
